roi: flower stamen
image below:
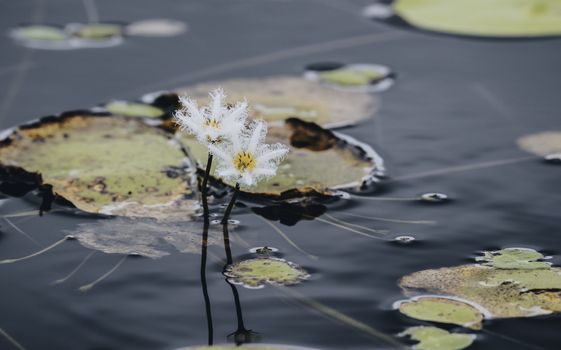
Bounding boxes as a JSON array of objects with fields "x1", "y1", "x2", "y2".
[{"x1": 233, "y1": 151, "x2": 257, "y2": 172}]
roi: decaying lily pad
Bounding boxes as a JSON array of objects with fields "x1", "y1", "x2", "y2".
[
  {"x1": 304, "y1": 63, "x2": 394, "y2": 93},
  {"x1": 399, "y1": 248, "x2": 561, "y2": 318},
  {"x1": 400, "y1": 326, "x2": 475, "y2": 350},
  {"x1": 175, "y1": 76, "x2": 378, "y2": 128},
  {"x1": 224, "y1": 257, "x2": 309, "y2": 288},
  {"x1": 517, "y1": 131, "x2": 561, "y2": 157},
  {"x1": 0, "y1": 114, "x2": 195, "y2": 216},
  {"x1": 105, "y1": 101, "x2": 165, "y2": 118},
  {"x1": 178, "y1": 345, "x2": 321, "y2": 350},
  {"x1": 70, "y1": 216, "x2": 221, "y2": 259},
  {"x1": 180, "y1": 118, "x2": 384, "y2": 198},
  {"x1": 477, "y1": 247, "x2": 551, "y2": 269},
  {"x1": 397, "y1": 297, "x2": 483, "y2": 330},
  {"x1": 391, "y1": 0, "x2": 561, "y2": 38}
]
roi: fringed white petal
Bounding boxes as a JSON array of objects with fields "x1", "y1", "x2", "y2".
[
  {"x1": 257, "y1": 144, "x2": 289, "y2": 164},
  {"x1": 247, "y1": 120, "x2": 267, "y2": 154},
  {"x1": 209, "y1": 88, "x2": 226, "y2": 120},
  {"x1": 207, "y1": 144, "x2": 232, "y2": 163}
]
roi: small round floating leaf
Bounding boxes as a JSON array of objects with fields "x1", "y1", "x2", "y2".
[
  {"x1": 398, "y1": 297, "x2": 483, "y2": 330},
  {"x1": 224, "y1": 257, "x2": 309, "y2": 288},
  {"x1": 0, "y1": 115, "x2": 194, "y2": 216},
  {"x1": 176, "y1": 76, "x2": 378, "y2": 128},
  {"x1": 478, "y1": 248, "x2": 550, "y2": 270},
  {"x1": 420, "y1": 193, "x2": 449, "y2": 203},
  {"x1": 105, "y1": 101, "x2": 165, "y2": 118},
  {"x1": 393, "y1": 0, "x2": 561, "y2": 38},
  {"x1": 400, "y1": 326, "x2": 475, "y2": 350},
  {"x1": 12, "y1": 25, "x2": 67, "y2": 41},
  {"x1": 180, "y1": 118, "x2": 383, "y2": 198},
  {"x1": 73, "y1": 23, "x2": 123, "y2": 39},
  {"x1": 517, "y1": 131, "x2": 561, "y2": 156},
  {"x1": 126, "y1": 19, "x2": 188, "y2": 37},
  {"x1": 319, "y1": 68, "x2": 383, "y2": 86}
]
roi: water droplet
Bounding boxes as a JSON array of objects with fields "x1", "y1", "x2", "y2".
[
  {"x1": 420, "y1": 193, "x2": 449, "y2": 202},
  {"x1": 210, "y1": 219, "x2": 221, "y2": 225},
  {"x1": 395, "y1": 236, "x2": 415, "y2": 244},
  {"x1": 544, "y1": 153, "x2": 561, "y2": 164},
  {"x1": 65, "y1": 235, "x2": 76, "y2": 240}
]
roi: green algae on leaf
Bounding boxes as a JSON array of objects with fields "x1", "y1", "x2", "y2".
[
  {"x1": 393, "y1": 0, "x2": 561, "y2": 38},
  {"x1": 105, "y1": 101, "x2": 165, "y2": 118},
  {"x1": 477, "y1": 248, "x2": 551, "y2": 269},
  {"x1": 517, "y1": 131, "x2": 561, "y2": 156},
  {"x1": 0, "y1": 114, "x2": 195, "y2": 216},
  {"x1": 397, "y1": 297, "x2": 483, "y2": 330},
  {"x1": 175, "y1": 76, "x2": 378, "y2": 128},
  {"x1": 180, "y1": 117, "x2": 384, "y2": 198},
  {"x1": 400, "y1": 326, "x2": 475, "y2": 350},
  {"x1": 224, "y1": 257, "x2": 309, "y2": 289}
]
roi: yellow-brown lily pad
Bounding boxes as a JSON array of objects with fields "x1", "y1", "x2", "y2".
[
  {"x1": 105, "y1": 101, "x2": 165, "y2": 118},
  {"x1": 477, "y1": 247, "x2": 551, "y2": 269},
  {"x1": 392, "y1": 0, "x2": 561, "y2": 38},
  {"x1": 397, "y1": 297, "x2": 483, "y2": 330},
  {"x1": 400, "y1": 326, "x2": 475, "y2": 350},
  {"x1": 224, "y1": 257, "x2": 309, "y2": 289},
  {"x1": 399, "y1": 248, "x2": 561, "y2": 319},
  {"x1": 179, "y1": 118, "x2": 384, "y2": 198},
  {"x1": 175, "y1": 76, "x2": 378, "y2": 128},
  {"x1": 0, "y1": 114, "x2": 195, "y2": 217},
  {"x1": 517, "y1": 131, "x2": 561, "y2": 156}
]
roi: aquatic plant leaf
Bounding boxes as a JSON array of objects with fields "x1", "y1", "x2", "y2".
[
  {"x1": 180, "y1": 118, "x2": 383, "y2": 198},
  {"x1": 319, "y1": 68, "x2": 383, "y2": 86},
  {"x1": 400, "y1": 263, "x2": 561, "y2": 318},
  {"x1": 175, "y1": 76, "x2": 378, "y2": 128},
  {"x1": 393, "y1": 0, "x2": 561, "y2": 38},
  {"x1": 74, "y1": 23, "x2": 123, "y2": 39},
  {"x1": 105, "y1": 101, "x2": 165, "y2": 118},
  {"x1": 400, "y1": 326, "x2": 475, "y2": 350},
  {"x1": 0, "y1": 114, "x2": 195, "y2": 216},
  {"x1": 398, "y1": 297, "x2": 483, "y2": 330},
  {"x1": 478, "y1": 248, "x2": 550, "y2": 269},
  {"x1": 126, "y1": 19, "x2": 188, "y2": 37},
  {"x1": 11, "y1": 25, "x2": 67, "y2": 41},
  {"x1": 70, "y1": 216, "x2": 221, "y2": 259},
  {"x1": 224, "y1": 257, "x2": 309, "y2": 288},
  {"x1": 517, "y1": 131, "x2": 561, "y2": 156}
]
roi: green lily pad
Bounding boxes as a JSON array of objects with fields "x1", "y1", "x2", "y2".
[
  {"x1": 399, "y1": 248, "x2": 561, "y2": 318},
  {"x1": 400, "y1": 326, "x2": 475, "y2": 350},
  {"x1": 180, "y1": 117, "x2": 383, "y2": 198},
  {"x1": 223, "y1": 257, "x2": 309, "y2": 288},
  {"x1": 175, "y1": 76, "x2": 378, "y2": 128},
  {"x1": 11, "y1": 25, "x2": 67, "y2": 41},
  {"x1": 0, "y1": 114, "x2": 195, "y2": 216},
  {"x1": 105, "y1": 101, "x2": 165, "y2": 118},
  {"x1": 393, "y1": 0, "x2": 561, "y2": 38},
  {"x1": 73, "y1": 23, "x2": 123, "y2": 39},
  {"x1": 478, "y1": 248, "x2": 551, "y2": 269},
  {"x1": 517, "y1": 131, "x2": 561, "y2": 156},
  {"x1": 398, "y1": 297, "x2": 483, "y2": 330}
]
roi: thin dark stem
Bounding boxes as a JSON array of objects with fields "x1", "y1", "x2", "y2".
[
  {"x1": 201, "y1": 153, "x2": 213, "y2": 218},
  {"x1": 200, "y1": 218, "x2": 214, "y2": 345},
  {"x1": 221, "y1": 182, "x2": 240, "y2": 225}
]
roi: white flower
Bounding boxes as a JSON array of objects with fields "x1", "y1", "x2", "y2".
[
  {"x1": 208, "y1": 119, "x2": 289, "y2": 187},
  {"x1": 173, "y1": 88, "x2": 248, "y2": 144}
]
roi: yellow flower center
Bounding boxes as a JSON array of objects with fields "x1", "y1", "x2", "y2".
[
  {"x1": 205, "y1": 119, "x2": 221, "y2": 128},
  {"x1": 233, "y1": 151, "x2": 257, "y2": 172}
]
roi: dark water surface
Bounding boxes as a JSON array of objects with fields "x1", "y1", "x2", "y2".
[{"x1": 1, "y1": 1, "x2": 560, "y2": 349}]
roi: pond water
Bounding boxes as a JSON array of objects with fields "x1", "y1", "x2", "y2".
[{"x1": 1, "y1": 0, "x2": 560, "y2": 349}]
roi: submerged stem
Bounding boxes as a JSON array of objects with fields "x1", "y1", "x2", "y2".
[
  {"x1": 221, "y1": 183, "x2": 240, "y2": 225},
  {"x1": 0, "y1": 235, "x2": 73, "y2": 264},
  {"x1": 200, "y1": 218, "x2": 214, "y2": 345},
  {"x1": 201, "y1": 153, "x2": 214, "y2": 219}
]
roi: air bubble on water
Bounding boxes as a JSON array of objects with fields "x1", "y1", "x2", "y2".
[
  {"x1": 210, "y1": 219, "x2": 221, "y2": 225},
  {"x1": 228, "y1": 219, "x2": 240, "y2": 225},
  {"x1": 544, "y1": 153, "x2": 561, "y2": 164},
  {"x1": 420, "y1": 193, "x2": 449, "y2": 202},
  {"x1": 395, "y1": 236, "x2": 415, "y2": 244},
  {"x1": 249, "y1": 246, "x2": 279, "y2": 254}
]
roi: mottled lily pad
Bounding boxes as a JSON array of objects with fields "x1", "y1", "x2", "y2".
[
  {"x1": 0, "y1": 114, "x2": 195, "y2": 216},
  {"x1": 477, "y1": 248, "x2": 551, "y2": 269},
  {"x1": 517, "y1": 131, "x2": 561, "y2": 156},
  {"x1": 224, "y1": 257, "x2": 309, "y2": 288},
  {"x1": 175, "y1": 76, "x2": 378, "y2": 128},
  {"x1": 105, "y1": 101, "x2": 165, "y2": 118},
  {"x1": 400, "y1": 326, "x2": 475, "y2": 350},
  {"x1": 397, "y1": 297, "x2": 483, "y2": 330},
  {"x1": 392, "y1": 0, "x2": 561, "y2": 38},
  {"x1": 178, "y1": 345, "x2": 321, "y2": 350},
  {"x1": 400, "y1": 248, "x2": 561, "y2": 318},
  {"x1": 180, "y1": 118, "x2": 384, "y2": 198}
]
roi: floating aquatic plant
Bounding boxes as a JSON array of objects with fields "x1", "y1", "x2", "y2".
[
  {"x1": 223, "y1": 256, "x2": 309, "y2": 289},
  {"x1": 304, "y1": 63, "x2": 394, "y2": 93},
  {"x1": 176, "y1": 76, "x2": 378, "y2": 128},
  {"x1": 517, "y1": 131, "x2": 561, "y2": 159},
  {"x1": 477, "y1": 247, "x2": 551, "y2": 269},
  {"x1": 125, "y1": 19, "x2": 188, "y2": 37},
  {"x1": 400, "y1": 326, "x2": 475, "y2": 350},
  {"x1": 105, "y1": 101, "x2": 165, "y2": 118}
]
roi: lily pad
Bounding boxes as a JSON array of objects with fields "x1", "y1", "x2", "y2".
[
  {"x1": 517, "y1": 131, "x2": 561, "y2": 156},
  {"x1": 399, "y1": 248, "x2": 561, "y2": 318},
  {"x1": 400, "y1": 326, "x2": 475, "y2": 350},
  {"x1": 477, "y1": 248, "x2": 551, "y2": 269},
  {"x1": 72, "y1": 23, "x2": 123, "y2": 39},
  {"x1": 126, "y1": 19, "x2": 188, "y2": 37},
  {"x1": 11, "y1": 25, "x2": 67, "y2": 41},
  {"x1": 397, "y1": 297, "x2": 483, "y2": 330},
  {"x1": 105, "y1": 101, "x2": 165, "y2": 118},
  {"x1": 180, "y1": 118, "x2": 384, "y2": 198},
  {"x1": 0, "y1": 114, "x2": 195, "y2": 216},
  {"x1": 304, "y1": 63, "x2": 394, "y2": 93},
  {"x1": 224, "y1": 257, "x2": 309, "y2": 288},
  {"x1": 175, "y1": 76, "x2": 378, "y2": 128},
  {"x1": 392, "y1": 0, "x2": 561, "y2": 38}
]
